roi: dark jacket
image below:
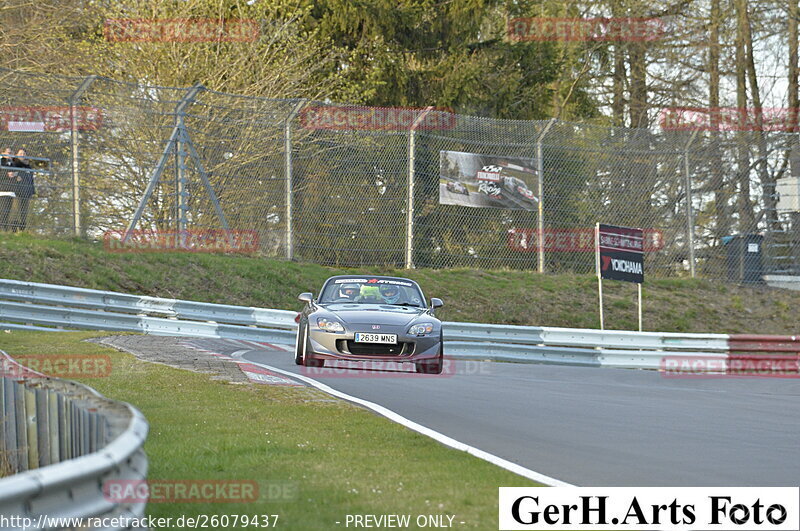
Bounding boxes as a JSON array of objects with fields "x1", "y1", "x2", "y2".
[
  {"x1": 10, "y1": 158, "x2": 35, "y2": 198},
  {"x1": 0, "y1": 156, "x2": 15, "y2": 194}
]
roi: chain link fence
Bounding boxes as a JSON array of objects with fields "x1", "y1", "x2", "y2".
[{"x1": 1, "y1": 68, "x2": 799, "y2": 282}]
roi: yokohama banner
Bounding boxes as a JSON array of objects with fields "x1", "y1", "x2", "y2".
[{"x1": 597, "y1": 224, "x2": 644, "y2": 283}]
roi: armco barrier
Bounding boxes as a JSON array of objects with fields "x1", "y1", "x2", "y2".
[
  {"x1": 0, "y1": 351, "x2": 149, "y2": 529},
  {"x1": 0, "y1": 278, "x2": 795, "y2": 371},
  {"x1": 0, "y1": 278, "x2": 297, "y2": 328},
  {"x1": 726, "y1": 335, "x2": 800, "y2": 375}
]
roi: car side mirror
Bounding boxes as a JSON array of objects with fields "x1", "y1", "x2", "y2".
[
  {"x1": 298, "y1": 292, "x2": 313, "y2": 304},
  {"x1": 430, "y1": 298, "x2": 444, "y2": 309}
]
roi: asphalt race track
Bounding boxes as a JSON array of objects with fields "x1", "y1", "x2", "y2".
[{"x1": 197, "y1": 339, "x2": 800, "y2": 487}]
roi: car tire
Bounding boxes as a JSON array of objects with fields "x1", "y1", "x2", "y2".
[
  {"x1": 294, "y1": 323, "x2": 305, "y2": 365},
  {"x1": 415, "y1": 338, "x2": 444, "y2": 375},
  {"x1": 300, "y1": 326, "x2": 324, "y2": 368}
]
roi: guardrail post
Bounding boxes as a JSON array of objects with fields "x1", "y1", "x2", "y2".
[
  {"x1": 14, "y1": 381, "x2": 27, "y2": 471},
  {"x1": 1, "y1": 377, "x2": 13, "y2": 472},
  {"x1": 684, "y1": 130, "x2": 699, "y2": 278},
  {"x1": 406, "y1": 107, "x2": 434, "y2": 269},
  {"x1": 66, "y1": 399, "x2": 74, "y2": 459},
  {"x1": 3, "y1": 378, "x2": 18, "y2": 472},
  {"x1": 536, "y1": 119, "x2": 556, "y2": 274},
  {"x1": 24, "y1": 386, "x2": 38, "y2": 470},
  {"x1": 284, "y1": 100, "x2": 306, "y2": 261},
  {"x1": 72, "y1": 402, "x2": 80, "y2": 459},
  {"x1": 77, "y1": 406, "x2": 85, "y2": 457},
  {"x1": 48, "y1": 391, "x2": 59, "y2": 464},
  {"x1": 0, "y1": 378, "x2": 5, "y2": 444},
  {"x1": 68, "y1": 75, "x2": 97, "y2": 238},
  {"x1": 57, "y1": 394, "x2": 67, "y2": 462},
  {"x1": 35, "y1": 387, "x2": 50, "y2": 467},
  {"x1": 0, "y1": 378, "x2": 4, "y2": 461},
  {"x1": 88, "y1": 409, "x2": 98, "y2": 453}
]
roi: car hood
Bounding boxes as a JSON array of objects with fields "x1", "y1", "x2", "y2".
[{"x1": 319, "y1": 303, "x2": 426, "y2": 326}]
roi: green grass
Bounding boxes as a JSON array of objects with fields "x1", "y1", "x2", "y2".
[
  {"x1": 0, "y1": 232, "x2": 798, "y2": 334},
  {"x1": 0, "y1": 331, "x2": 535, "y2": 529}
]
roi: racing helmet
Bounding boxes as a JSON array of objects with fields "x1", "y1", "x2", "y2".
[
  {"x1": 379, "y1": 284, "x2": 400, "y2": 304},
  {"x1": 338, "y1": 283, "x2": 360, "y2": 299}
]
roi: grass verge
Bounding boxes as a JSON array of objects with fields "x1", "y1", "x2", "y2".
[
  {"x1": 0, "y1": 233, "x2": 798, "y2": 334},
  {"x1": 0, "y1": 331, "x2": 536, "y2": 529}
]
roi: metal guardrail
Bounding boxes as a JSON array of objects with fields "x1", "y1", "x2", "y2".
[
  {"x1": 444, "y1": 323, "x2": 730, "y2": 368},
  {"x1": 0, "y1": 279, "x2": 297, "y2": 344},
  {"x1": 0, "y1": 351, "x2": 149, "y2": 530},
  {"x1": 0, "y1": 279, "x2": 297, "y2": 328},
  {"x1": 0, "y1": 278, "x2": 736, "y2": 369}
]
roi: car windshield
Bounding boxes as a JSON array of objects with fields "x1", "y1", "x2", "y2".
[{"x1": 319, "y1": 278, "x2": 425, "y2": 307}]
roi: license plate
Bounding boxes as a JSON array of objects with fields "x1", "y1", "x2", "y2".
[{"x1": 354, "y1": 333, "x2": 397, "y2": 344}]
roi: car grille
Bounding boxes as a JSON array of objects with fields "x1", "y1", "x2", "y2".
[{"x1": 339, "y1": 340, "x2": 411, "y2": 356}]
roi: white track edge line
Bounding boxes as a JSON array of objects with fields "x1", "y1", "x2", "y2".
[{"x1": 246, "y1": 360, "x2": 576, "y2": 487}]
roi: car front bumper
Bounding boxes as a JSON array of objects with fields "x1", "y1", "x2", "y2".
[{"x1": 306, "y1": 327, "x2": 441, "y2": 363}]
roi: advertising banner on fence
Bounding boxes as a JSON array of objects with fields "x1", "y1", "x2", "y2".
[
  {"x1": 439, "y1": 150, "x2": 539, "y2": 211},
  {"x1": 597, "y1": 224, "x2": 644, "y2": 283}
]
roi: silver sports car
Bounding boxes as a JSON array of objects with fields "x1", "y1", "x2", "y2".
[{"x1": 295, "y1": 275, "x2": 444, "y2": 374}]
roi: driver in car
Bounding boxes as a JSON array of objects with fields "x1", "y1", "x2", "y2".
[
  {"x1": 379, "y1": 284, "x2": 402, "y2": 304},
  {"x1": 336, "y1": 283, "x2": 360, "y2": 301}
]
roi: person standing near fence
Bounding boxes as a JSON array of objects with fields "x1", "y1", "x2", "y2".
[
  {"x1": 10, "y1": 148, "x2": 35, "y2": 232},
  {"x1": 0, "y1": 147, "x2": 15, "y2": 231}
]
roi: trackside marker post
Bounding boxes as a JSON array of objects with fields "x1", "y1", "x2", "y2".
[{"x1": 595, "y1": 223, "x2": 604, "y2": 330}]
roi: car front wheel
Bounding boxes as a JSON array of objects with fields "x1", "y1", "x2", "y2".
[
  {"x1": 415, "y1": 338, "x2": 444, "y2": 374},
  {"x1": 294, "y1": 323, "x2": 305, "y2": 365},
  {"x1": 301, "y1": 326, "x2": 324, "y2": 368}
]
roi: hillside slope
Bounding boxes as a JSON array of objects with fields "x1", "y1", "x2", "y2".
[{"x1": 0, "y1": 233, "x2": 796, "y2": 334}]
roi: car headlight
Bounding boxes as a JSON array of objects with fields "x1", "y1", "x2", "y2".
[
  {"x1": 408, "y1": 323, "x2": 434, "y2": 336},
  {"x1": 317, "y1": 317, "x2": 344, "y2": 333}
]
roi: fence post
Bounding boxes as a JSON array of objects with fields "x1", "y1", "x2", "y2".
[
  {"x1": 125, "y1": 84, "x2": 202, "y2": 243},
  {"x1": 684, "y1": 130, "x2": 699, "y2": 278},
  {"x1": 174, "y1": 86, "x2": 203, "y2": 247},
  {"x1": 284, "y1": 100, "x2": 306, "y2": 261},
  {"x1": 405, "y1": 107, "x2": 434, "y2": 269},
  {"x1": 175, "y1": 113, "x2": 186, "y2": 246},
  {"x1": 536, "y1": 119, "x2": 557, "y2": 273},
  {"x1": 68, "y1": 76, "x2": 97, "y2": 237}
]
